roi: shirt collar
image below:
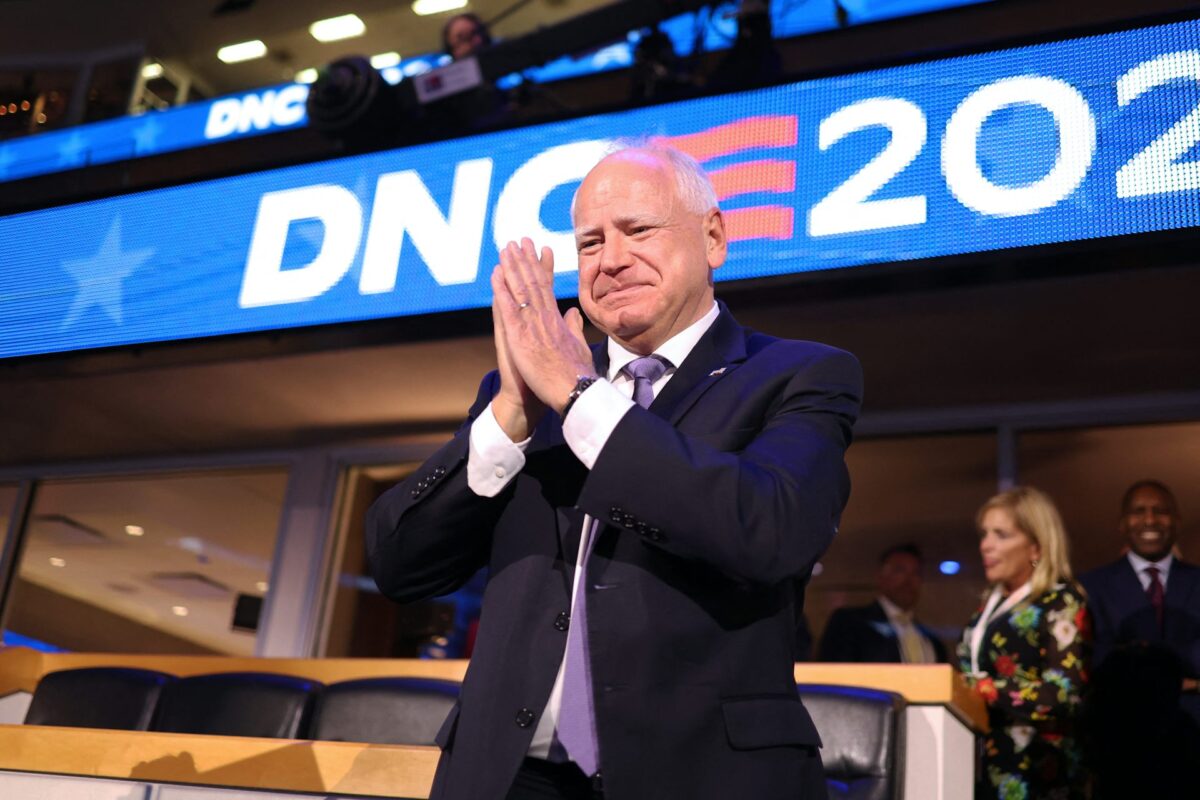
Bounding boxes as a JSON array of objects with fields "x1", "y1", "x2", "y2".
[
  {"x1": 605, "y1": 301, "x2": 720, "y2": 381},
  {"x1": 877, "y1": 595, "x2": 914, "y2": 624},
  {"x1": 1127, "y1": 550, "x2": 1174, "y2": 578}
]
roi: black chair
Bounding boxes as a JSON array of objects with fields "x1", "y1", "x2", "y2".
[
  {"x1": 24, "y1": 666, "x2": 174, "y2": 731},
  {"x1": 150, "y1": 672, "x2": 321, "y2": 738},
  {"x1": 307, "y1": 676, "x2": 460, "y2": 745},
  {"x1": 798, "y1": 684, "x2": 906, "y2": 800}
]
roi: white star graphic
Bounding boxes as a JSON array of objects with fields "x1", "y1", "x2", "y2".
[
  {"x1": 58, "y1": 131, "x2": 88, "y2": 167},
  {"x1": 133, "y1": 116, "x2": 163, "y2": 154},
  {"x1": 60, "y1": 217, "x2": 156, "y2": 328}
]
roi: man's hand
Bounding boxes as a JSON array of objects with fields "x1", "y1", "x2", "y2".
[
  {"x1": 490, "y1": 282, "x2": 546, "y2": 442},
  {"x1": 492, "y1": 238, "x2": 594, "y2": 417}
]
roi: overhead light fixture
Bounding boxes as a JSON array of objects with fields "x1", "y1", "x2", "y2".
[
  {"x1": 295, "y1": 68, "x2": 319, "y2": 84},
  {"x1": 49, "y1": 557, "x2": 66, "y2": 567},
  {"x1": 141, "y1": 62, "x2": 164, "y2": 80},
  {"x1": 255, "y1": 580, "x2": 269, "y2": 592},
  {"x1": 412, "y1": 0, "x2": 468, "y2": 16},
  {"x1": 370, "y1": 51, "x2": 402, "y2": 69},
  {"x1": 309, "y1": 13, "x2": 366, "y2": 43},
  {"x1": 217, "y1": 39, "x2": 267, "y2": 64},
  {"x1": 125, "y1": 524, "x2": 145, "y2": 537},
  {"x1": 172, "y1": 605, "x2": 189, "y2": 617}
]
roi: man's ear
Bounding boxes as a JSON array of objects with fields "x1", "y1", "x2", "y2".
[{"x1": 704, "y1": 208, "x2": 728, "y2": 270}]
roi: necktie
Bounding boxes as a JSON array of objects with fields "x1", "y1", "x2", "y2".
[
  {"x1": 1146, "y1": 565, "x2": 1165, "y2": 634},
  {"x1": 896, "y1": 613, "x2": 928, "y2": 664},
  {"x1": 556, "y1": 353, "x2": 670, "y2": 775},
  {"x1": 622, "y1": 354, "x2": 671, "y2": 408}
]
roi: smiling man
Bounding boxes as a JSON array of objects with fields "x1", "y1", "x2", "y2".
[
  {"x1": 1080, "y1": 480, "x2": 1200, "y2": 723},
  {"x1": 366, "y1": 144, "x2": 862, "y2": 800}
]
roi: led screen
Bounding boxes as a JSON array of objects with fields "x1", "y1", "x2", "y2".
[{"x1": 1, "y1": 17, "x2": 1197, "y2": 361}]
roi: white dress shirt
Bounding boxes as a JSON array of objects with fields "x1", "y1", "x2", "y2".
[
  {"x1": 466, "y1": 302, "x2": 720, "y2": 758},
  {"x1": 1127, "y1": 551, "x2": 1174, "y2": 593}
]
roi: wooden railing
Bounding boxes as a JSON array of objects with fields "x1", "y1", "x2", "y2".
[{"x1": 0, "y1": 647, "x2": 985, "y2": 798}]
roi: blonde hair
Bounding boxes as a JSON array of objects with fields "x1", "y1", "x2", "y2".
[{"x1": 977, "y1": 486, "x2": 1074, "y2": 598}]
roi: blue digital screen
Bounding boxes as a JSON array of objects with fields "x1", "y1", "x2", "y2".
[
  {"x1": 1, "y1": 16, "x2": 1197, "y2": 361},
  {"x1": 0, "y1": 0, "x2": 990, "y2": 185}
]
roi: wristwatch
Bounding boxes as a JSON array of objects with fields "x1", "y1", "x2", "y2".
[{"x1": 562, "y1": 374, "x2": 599, "y2": 419}]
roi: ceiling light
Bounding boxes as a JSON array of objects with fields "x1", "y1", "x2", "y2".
[
  {"x1": 412, "y1": 0, "x2": 468, "y2": 16},
  {"x1": 172, "y1": 605, "x2": 189, "y2": 617},
  {"x1": 295, "y1": 68, "x2": 319, "y2": 84},
  {"x1": 125, "y1": 524, "x2": 145, "y2": 537},
  {"x1": 255, "y1": 580, "x2": 269, "y2": 592},
  {"x1": 370, "y1": 51, "x2": 402, "y2": 69},
  {"x1": 309, "y1": 13, "x2": 366, "y2": 43},
  {"x1": 217, "y1": 40, "x2": 268, "y2": 64},
  {"x1": 141, "y1": 62, "x2": 164, "y2": 80},
  {"x1": 49, "y1": 557, "x2": 66, "y2": 567}
]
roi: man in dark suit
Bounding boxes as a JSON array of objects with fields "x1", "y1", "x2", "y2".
[
  {"x1": 817, "y1": 544, "x2": 948, "y2": 664},
  {"x1": 1080, "y1": 480, "x2": 1200, "y2": 724},
  {"x1": 366, "y1": 144, "x2": 862, "y2": 799}
]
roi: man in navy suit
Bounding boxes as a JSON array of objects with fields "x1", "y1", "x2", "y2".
[
  {"x1": 367, "y1": 144, "x2": 862, "y2": 799},
  {"x1": 817, "y1": 543, "x2": 948, "y2": 664},
  {"x1": 1080, "y1": 481, "x2": 1200, "y2": 724}
]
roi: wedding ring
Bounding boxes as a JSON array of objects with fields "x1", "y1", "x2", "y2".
[{"x1": 517, "y1": 302, "x2": 530, "y2": 309}]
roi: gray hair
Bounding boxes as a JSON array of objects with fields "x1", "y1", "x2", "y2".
[{"x1": 572, "y1": 140, "x2": 719, "y2": 218}]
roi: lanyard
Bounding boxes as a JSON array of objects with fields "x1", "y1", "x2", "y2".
[{"x1": 968, "y1": 582, "x2": 1032, "y2": 676}]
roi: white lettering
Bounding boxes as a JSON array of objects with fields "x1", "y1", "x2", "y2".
[
  {"x1": 360, "y1": 158, "x2": 494, "y2": 291},
  {"x1": 204, "y1": 98, "x2": 241, "y2": 139},
  {"x1": 272, "y1": 84, "x2": 310, "y2": 127},
  {"x1": 493, "y1": 139, "x2": 612, "y2": 274},
  {"x1": 239, "y1": 184, "x2": 363, "y2": 307}
]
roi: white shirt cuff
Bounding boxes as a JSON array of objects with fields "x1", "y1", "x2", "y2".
[
  {"x1": 467, "y1": 402, "x2": 530, "y2": 497},
  {"x1": 561, "y1": 379, "x2": 635, "y2": 470}
]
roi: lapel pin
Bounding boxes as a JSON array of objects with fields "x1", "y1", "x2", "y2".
[{"x1": 708, "y1": 367, "x2": 727, "y2": 377}]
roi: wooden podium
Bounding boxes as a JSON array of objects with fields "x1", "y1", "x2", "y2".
[{"x1": 0, "y1": 648, "x2": 984, "y2": 799}]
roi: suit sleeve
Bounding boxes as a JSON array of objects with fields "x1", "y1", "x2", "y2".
[
  {"x1": 1079, "y1": 571, "x2": 1115, "y2": 669},
  {"x1": 365, "y1": 371, "x2": 506, "y2": 604},
  {"x1": 576, "y1": 345, "x2": 862, "y2": 587},
  {"x1": 816, "y1": 608, "x2": 859, "y2": 663}
]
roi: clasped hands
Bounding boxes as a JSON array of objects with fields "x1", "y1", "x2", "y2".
[{"x1": 490, "y1": 238, "x2": 596, "y2": 442}]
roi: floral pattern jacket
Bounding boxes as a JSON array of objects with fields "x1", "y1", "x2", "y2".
[{"x1": 957, "y1": 583, "x2": 1091, "y2": 800}]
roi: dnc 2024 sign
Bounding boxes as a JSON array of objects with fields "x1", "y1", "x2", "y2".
[{"x1": 1, "y1": 17, "x2": 1198, "y2": 360}]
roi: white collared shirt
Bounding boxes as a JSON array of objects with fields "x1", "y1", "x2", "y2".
[
  {"x1": 465, "y1": 301, "x2": 720, "y2": 758},
  {"x1": 1127, "y1": 551, "x2": 1174, "y2": 593}
]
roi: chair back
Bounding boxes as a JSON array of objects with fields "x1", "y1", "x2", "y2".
[
  {"x1": 24, "y1": 666, "x2": 174, "y2": 731},
  {"x1": 150, "y1": 671, "x2": 320, "y2": 738},
  {"x1": 798, "y1": 683, "x2": 906, "y2": 800},
  {"x1": 308, "y1": 676, "x2": 460, "y2": 745}
]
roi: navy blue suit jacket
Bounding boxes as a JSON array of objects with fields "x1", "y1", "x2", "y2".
[
  {"x1": 1080, "y1": 556, "x2": 1200, "y2": 723},
  {"x1": 366, "y1": 305, "x2": 862, "y2": 800},
  {"x1": 817, "y1": 600, "x2": 949, "y2": 664}
]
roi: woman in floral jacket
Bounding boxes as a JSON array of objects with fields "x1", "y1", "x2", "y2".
[{"x1": 958, "y1": 486, "x2": 1090, "y2": 800}]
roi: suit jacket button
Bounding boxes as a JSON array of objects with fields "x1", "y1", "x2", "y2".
[
  {"x1": 609, "y1": 507, "x2": 623, "y2": 523},
  {"x1": 515, "y1": 708, "x2": 536, "y2": 728},
  {"x1": 622, "y1": 513, "x2": 636, "y2": 529},
  {"x1": 554, "y1": 612, "x2": 570, "y2": 632}
]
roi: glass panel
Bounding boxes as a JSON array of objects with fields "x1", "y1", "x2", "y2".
[
  {"x1": 808, "y1": 433, "x2": 999, "y2": 657},
  {"x1": 0, "y1": 483, "x2": 17, "y2": 539},
  {"x1": 1018, "y1": 422, "x2": 1200, "y2": 575},
  {"x1": 323, "y1": 464, "x2": 477, "y2": 659},
  {"x1": 4, "y1": 467, "x2": 287, "y2": 654}
]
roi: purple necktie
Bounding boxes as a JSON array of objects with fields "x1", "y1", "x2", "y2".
[
  {"x1": 555, "y1": 354, "x2": 670, "y2": 775},
  {"x1": 1147, "y1": 565, "x2": 1165, "y2": 633}
]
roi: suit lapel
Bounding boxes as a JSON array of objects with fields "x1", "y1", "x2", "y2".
[
  {"x1": 1111, "y1": 558, "x2": 1157, "y2": 636},
  {"x1": 1167, "y1": 560, "x2": 1200, "y2": 610},
  {"x1": 650, "y1": 302, "x2": 747, "y2": 425}
]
